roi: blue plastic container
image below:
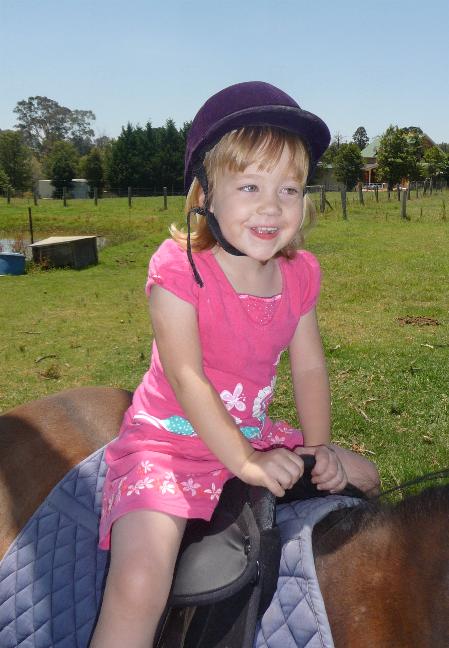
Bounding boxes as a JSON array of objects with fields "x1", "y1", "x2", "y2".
[{"x1": 0, "y1": 252, "x2": 26, "y2": 275}]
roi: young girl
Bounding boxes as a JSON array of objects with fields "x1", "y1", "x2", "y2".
[{"x1": 91, "y1": 81, "x2": 379, "y2": 647}]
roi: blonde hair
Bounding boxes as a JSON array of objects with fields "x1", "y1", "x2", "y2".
[{"x1": 171, "y1": 126, "x2": 316, "y2": 258}]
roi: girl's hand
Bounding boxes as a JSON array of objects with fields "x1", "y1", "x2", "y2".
[
  {"x1": 238, "y1": 448, "x2": 304, "y2": 497},
  {"x1": 296, "y1": 445, "x2": 348, "y2": 493}
]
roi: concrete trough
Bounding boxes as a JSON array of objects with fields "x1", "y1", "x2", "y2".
[{"x1": 29, "y1": 236, "x2": 98, "y2": 269}]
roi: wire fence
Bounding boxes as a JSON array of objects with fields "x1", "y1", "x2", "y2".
[{"x1": 2, "y1": 179, "x2": 447, "y2": 202}]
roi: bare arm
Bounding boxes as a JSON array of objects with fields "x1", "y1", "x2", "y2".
[
  {"x1": 289, "y1": 307, "x2": 380, "y2": 494},
  {"x1": 289, "y1": 307, "x2": 347, "y2": 491},
  {"x1": 149, "y1": 285, "x2": 304, "y2": 496},
  {"x1": 289, "y1": 307, "x2": 331, "y2": 446}
]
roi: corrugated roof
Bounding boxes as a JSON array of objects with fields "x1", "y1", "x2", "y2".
[{"x1": 361, "y1": 135, "x2": 381, "y2": 158}]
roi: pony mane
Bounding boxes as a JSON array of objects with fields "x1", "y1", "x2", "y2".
[{"x1": 312, "y1": 470, "x2": 449, "y2": 556}]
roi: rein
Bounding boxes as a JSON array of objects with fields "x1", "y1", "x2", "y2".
[{"x1": 377, "y1": 467, "x2": 449, "y2": 500}]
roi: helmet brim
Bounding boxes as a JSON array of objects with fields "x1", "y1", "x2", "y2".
[{"x1": 184, "y1": 104, "x2": 330, "y2": 192}]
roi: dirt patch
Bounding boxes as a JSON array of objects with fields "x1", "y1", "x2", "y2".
[{"x1": 397, "y1": 316, "x2": 440, "y2": 326}]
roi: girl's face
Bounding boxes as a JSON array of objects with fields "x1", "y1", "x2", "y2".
[{"x1": 210, "y1": 146, "x2": 304, "y2": 263}]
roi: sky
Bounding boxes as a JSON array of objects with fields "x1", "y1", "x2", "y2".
[{"x1": 1, "y1": 0, "x2": 449, "y2": 145}]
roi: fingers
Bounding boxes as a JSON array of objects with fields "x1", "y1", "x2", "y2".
[
  {"x1": 272, "y1": 449, "x2": 304, "y2": 489},
  {"x1": 265, "y1": 478, "x2": 286, "y2": 498},
  {"x1": 311, "y1": 446, "x2": 348, "y2": 492},
  {"x1": 243, "y1": 448, "x2": 304, "y2": 494}
]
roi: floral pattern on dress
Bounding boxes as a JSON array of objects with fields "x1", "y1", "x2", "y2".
[
  {"x1": 134, "y1": 410, "x2": 196, "y2": 436},
  {"x1": 141, "y1": 460, "x2": 154, "y2": 474},
  {"x1": 181, "y1": 477, "x2": 201, "y2": 496},
  {"x1": 220, "y1": 383, "x2": 246, "y2": 413},
  {"x1": 252, "y1": 375, "x2": 277, "y2": 417},
  {"x1": 204, "y1": 483, "x2": 222, "y2": 500},
  {"x1": 266, "y1": 421, "x2": 298, "y2": 446}
]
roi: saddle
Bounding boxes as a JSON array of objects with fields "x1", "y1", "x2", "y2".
[
  {"x1": 0, "y1": 447, "x2": 282, "y2": 648},
  {"x1": 0, "y1": 448, "x2": 360, "y2": 648}
]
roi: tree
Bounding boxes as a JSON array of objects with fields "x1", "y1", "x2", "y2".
[
  {"x1": 107, "y1": 123, "x2": 149, "y2": 188},
  {"x1": 376, "y1": 126, "x2": 413, "y2": 189},
  {"x1": 423, "y1": 146, "x2": 448, "y2": 179},
  {"x1": 0, "y1": 167, "x2": 11, "y2": 192},
  {"x1": 14, "y1": 96, "x2": 95, "y2": 155},
  {"x1": 82, "y1": 148, "x2": 105, "y2": 192},
  {"x1": 320, "y1": 140, "x2": 340, "y2": 166},
  {"x1": 106, "y1": 119, "x2": 187, "y2": 192},
  {"x1": 94, "y1": 135, "x2": 113, "y2": 150},
  {"x1": 152, "y1": 119, "x2": 184, "y2": 191},
  {"x1": 352, "y1": 127, "x2": 369, "y2": 151},
  {"x1": 0, "y1": 130, "x2": 32, "y2": 190},
  {"x1": 333, "y1": 143, "x2": 363, "y2": 190},
  {"x1": 43, "y1": 141, "x2": 79, "y2": 193}
]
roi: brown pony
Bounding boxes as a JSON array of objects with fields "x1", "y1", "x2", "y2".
[
  {"x1": 0, "y1": 386, "x2": 131, "y2": 558},
  {"x1": 314, "y1": 481, "x2": 449, "y2": 647},
  {"x1": 1, "y1": 387, "x2": 449, "y2": 647}
]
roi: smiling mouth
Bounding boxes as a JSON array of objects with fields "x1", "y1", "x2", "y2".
[{"x1": 250, "y1": 227, "x2": 279, "y2": 239}]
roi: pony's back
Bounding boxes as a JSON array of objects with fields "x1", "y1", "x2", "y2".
[{"x1": 313, "y1": 484, "x2": 449, "y2": 647}]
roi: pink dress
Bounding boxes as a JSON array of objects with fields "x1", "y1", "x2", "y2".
[{"x1": 99, "y1": 239, "x2": 320, "y2": 549}]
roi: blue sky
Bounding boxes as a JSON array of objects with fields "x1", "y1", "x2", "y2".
[{"x1": 2, "y1": 0, "x2": 448, "y2": 144}]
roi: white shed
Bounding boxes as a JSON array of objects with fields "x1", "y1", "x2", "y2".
[{"x1": 37, "y1": 179, "x2": 90, "y2": 199}]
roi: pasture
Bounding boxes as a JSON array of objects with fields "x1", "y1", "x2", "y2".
[{"x1": 1, "y1": 190, "x2": 448, "y2": 489}]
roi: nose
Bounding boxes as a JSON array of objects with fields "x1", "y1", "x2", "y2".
[{"x1": 256, "y1": 189, "x2": 282, "y2": 218}]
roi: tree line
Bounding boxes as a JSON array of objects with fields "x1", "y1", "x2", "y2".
[
  {"x1": 321, "y1": 125, "x2": 449, "y2": 190},
  {"x1": 0, "y1": 96, "x2": 191, "y2": 195},
  {"x1": 1, "y1": 96, "x2": 448, "y2": 196}
]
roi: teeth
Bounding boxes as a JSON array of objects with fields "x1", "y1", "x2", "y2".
[{"x1": 253, "y1": 227, "x2": 278, "y2": 233}]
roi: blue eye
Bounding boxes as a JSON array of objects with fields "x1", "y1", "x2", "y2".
[
  {"x1": 281, "y1": 186, "x2": 299, "y2": 195},
  {"x1": 239, "y1": 184, "x2": 258, "y2": 192}
]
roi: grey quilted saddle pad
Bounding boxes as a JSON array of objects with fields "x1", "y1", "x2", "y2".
[
  {"x1": 0, "y1": 446, "x2": 360, "y2": 648},
  {"x1": 0, "y1": 447, "x2": 108, "y2": 647},
  {"x1": 254, "y1": 495, "x2": 361, "y2": 648}
]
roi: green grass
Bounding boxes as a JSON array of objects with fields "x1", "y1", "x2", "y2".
[
  {"x1": 0, "y1": 194, "x2": 186, "y2": 245},
  {"x1": 1, "y1": 191, "x2": 448, "y2": 489}
]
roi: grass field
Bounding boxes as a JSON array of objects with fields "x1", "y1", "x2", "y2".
[{"x1": 1, "y1": 190, "x2": 448, "y2": 489}]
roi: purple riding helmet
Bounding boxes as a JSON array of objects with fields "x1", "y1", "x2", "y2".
[{"x1": 184, "y1": 81, "x2": 331, "y2": 286}]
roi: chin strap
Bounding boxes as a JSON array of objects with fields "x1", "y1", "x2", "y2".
[
  {"x1": 187, "y1": 164, "x2": 246, "y2": 287},
  {"x1": 196, "y1": 165, "x2": 246, "y2": 257},
  {"x1": 187, "y1": 207, "x2": 204, "y2": 288}
]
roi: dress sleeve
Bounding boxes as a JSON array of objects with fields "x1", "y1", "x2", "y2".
[
  {"x1": 297, "y1": 250, "x2": 321, "y2": 315},
  {"x1": 145, "y1": 239, "x2": 199, "y2": 307}
]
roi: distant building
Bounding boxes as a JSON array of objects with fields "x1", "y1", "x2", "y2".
[
  {"x1": 361, "y1": 136, "x2": 381, "y2": 184},
  {"x1": 361, "y1": 133, "x2": 439, "y2": 184},
  {"x1": 38, "y1": 179, "x2": 90, "y2": 199}
]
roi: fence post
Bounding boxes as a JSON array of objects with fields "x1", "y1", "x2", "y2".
[
  {"x1": 416, "y1": 183, "x2": 419, "y2": 198},
  {"x1": 430, "y1": 179, "x2": 433, "y2": 195},
  {"x1": 6, "y1": 187, "x2": 11, "y2": 204},
  {"x1": 163, "y1": 186, "x2": 168, "y2": 210},
  {"x1": 33, "y1": 189, "x2": 38, "y2": 206},
  {"x1": 397, "y1": 185, "x2": 401, "y2": 201},
  {"x1": 128, "y1": 186, "x2": 132, "y2": 208},
  {"x1": 340, "y1": 188, "x2": 347, "y2": 220},
  {"x1": 320, "y1": 186, "x2": 325, "y2": 213},
  {"x1": 374, "y1": 186, "x2": 379, "y2": 203},
  {"x1": 28, "y1": 207, "x2": 34, "y2": 244},
  {"x1": 63, "y1": 186, "x2": 67, "y2": 207},
  {"x1": 407, "y1": 185, "x2": 411, "y2": 200},
  {"x1": 358, "y1": 182, "x2": 364, "y2": 205},
  {"x1": 400, "y1": 189, "x2": 408, "y2": 220},
  {"x1": 94, "y1": 187, "x2": 98, "y2": 206}
]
